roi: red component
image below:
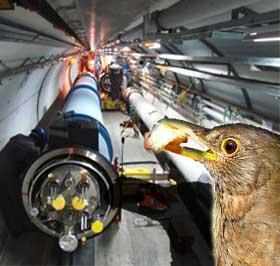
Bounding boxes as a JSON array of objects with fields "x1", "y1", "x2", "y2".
[
  {"x1": 140, "y1": 194, "x2": 167, "y2": 211},
  {"x1": 144, "y1": 132, "x2": 152, "y2": 151},
  {"x1": 113, "y1": 157, "x2": 120, "y2": 173},
  {"x1": 120, "y1": 120, "x2": 134, "y2": 128},
  {"x1": 114, "y1": 210, "x2": 121, "y2": 223}
]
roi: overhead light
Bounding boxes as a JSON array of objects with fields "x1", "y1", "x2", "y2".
[
  {"x1": 131, "y1": 53, "x2": 145, "y2": 59},
  {"x1": 121, "y1": 46, "x2": 131, "y2": 52},
  {"x1": 154, "y1": 58, "x2": 166, "y2": 65},
  {"x1": 244, "y1": 23, "x2": 280, "y2": 35},
  {"x1": 143, "y1": 40, "x2": 161, "y2": 50},
  {"x1": 244, "y1": 31, "x2": 280, "y2": 42},
  {"x1": 149, "y1": 42, "x2": 161, "y2": 49},
  {"x1": 253, "y1": 37, "x2": 280, "y2": 42},
  {"x1": 159, "y1": 54, "x2": 189, "y2": 61}
]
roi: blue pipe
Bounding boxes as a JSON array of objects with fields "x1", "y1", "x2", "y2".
[{"x1": 63, "y1": 72, "x2": 113, "y2": 162}]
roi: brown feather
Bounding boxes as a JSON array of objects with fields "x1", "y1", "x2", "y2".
[{"x1": 201, "y1": 124, "x2": 280, "y2": 266}]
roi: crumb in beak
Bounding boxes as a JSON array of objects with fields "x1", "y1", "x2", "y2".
[{"x1": 150, "y1": 123, "x2": 188, "y2": 152}]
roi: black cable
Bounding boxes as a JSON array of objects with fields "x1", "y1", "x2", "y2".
[{"x1": 120, "y1": 137, "x2": 125, "y2": 175}]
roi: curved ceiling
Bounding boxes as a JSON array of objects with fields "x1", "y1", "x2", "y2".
[{"x1": 76, "y1": 0, "x2": 179, "y2": 49}]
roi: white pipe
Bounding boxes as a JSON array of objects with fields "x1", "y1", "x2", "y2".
[
  {"x1": 201, "y1": 99, "x2": 225, "y2": 113},
  {"x1": 202, "y1": 106, "x2": 225, "y2": 123},
  {"x1": 122, "y1": 87, "x2": 212, "y2": 184}
]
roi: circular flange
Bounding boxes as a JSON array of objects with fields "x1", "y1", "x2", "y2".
[{"x1": 22, "y1": 147, "x2": 120, "y2": 239}]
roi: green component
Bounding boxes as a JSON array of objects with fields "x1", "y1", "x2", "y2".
[{"x1": 129, "y1": 105, "x2": 137, "y2": 122}]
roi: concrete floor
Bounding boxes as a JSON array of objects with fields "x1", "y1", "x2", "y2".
[{"x1": 94, "y1": 112, "x2": 171, "y2": 266}]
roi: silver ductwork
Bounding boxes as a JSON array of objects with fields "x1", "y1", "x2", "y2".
[{"x1": 156, "y1": 0, "x2": 260, "y2": 29}]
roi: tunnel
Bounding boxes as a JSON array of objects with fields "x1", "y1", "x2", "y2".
[{"x1": 0, "y1": 0, "x2": 279, "y2": 265}]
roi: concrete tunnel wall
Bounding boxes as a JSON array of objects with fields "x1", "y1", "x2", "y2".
[{"x1": 0, "y1": 45, "x2": 80, "y2": 150}]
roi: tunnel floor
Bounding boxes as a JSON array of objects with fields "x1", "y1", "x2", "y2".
[{"x1": 0, "y1": 111, "x2": 212, "y2": 266}]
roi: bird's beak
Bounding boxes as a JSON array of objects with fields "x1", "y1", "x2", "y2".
[{"x1": 152, "y1": 118, "x2": 217, "y2": 162}]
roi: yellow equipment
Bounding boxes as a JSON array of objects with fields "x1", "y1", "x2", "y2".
[{"x1": 51, "y1": 195, "x2": 66, "y2": 211}]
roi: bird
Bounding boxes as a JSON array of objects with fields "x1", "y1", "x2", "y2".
[{"x1": 150, "y1": 118, "x2": 280, "y2": 266}]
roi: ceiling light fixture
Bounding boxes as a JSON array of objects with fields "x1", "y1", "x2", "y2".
[
  {"x1": 143, "y1": 40, "x2": 161, "y2": 50},
  {"x1": 148, "y1": 42, "x2": 161, "y2": 49},
  {"x1": 253, "y1": 37, "x2": 280, "y2": 42},
  {"x1": 244, "y1": 31, "x2": 280, "y2": 43}
]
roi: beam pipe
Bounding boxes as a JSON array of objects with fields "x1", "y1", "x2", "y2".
[{"x1": 63, "y1": 72, "x2": 113, "y2": 161}]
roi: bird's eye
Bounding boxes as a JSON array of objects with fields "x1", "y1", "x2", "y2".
[{"x1": 221, "y1": 138, "x2": 239, "y2": 156}]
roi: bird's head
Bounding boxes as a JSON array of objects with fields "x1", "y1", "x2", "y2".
[{"x1": 150, "y1": 118, "x2": 280, "y2": 195}]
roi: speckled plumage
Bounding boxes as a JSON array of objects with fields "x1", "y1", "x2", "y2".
[{"x1": 200, "y1": 124, "x2": 280, "y2": 266}]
